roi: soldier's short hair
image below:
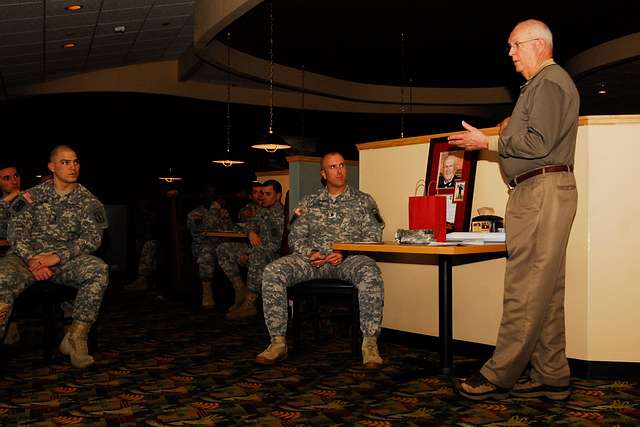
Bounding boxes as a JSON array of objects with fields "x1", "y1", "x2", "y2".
[
  {"x1": 0, "y1": 160, "x2": 17, "y2": 171},
  {"x1": 262, "y1": 179, "x2": 282, "y2": 194},
  {"x1": 50, "y1": 144, "x2": 77, "y2": 161},
  {"x1": 320, "y1": 151, "x2": 344, "y2": 170}
]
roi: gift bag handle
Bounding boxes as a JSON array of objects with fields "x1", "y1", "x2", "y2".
[{"x1": 415, "y1": 179, "x2": 437, "y2": 196}]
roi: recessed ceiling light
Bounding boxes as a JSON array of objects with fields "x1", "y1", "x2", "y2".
[
  {"x1": 65, "y1": 5, "x2": 82, "y2": 11},
  {"x1": 63, "y1": 42, "x2": 77, "y2": 49},
  {"x1": 596, "y1": 82, "x2": 607, "y2": 95}
]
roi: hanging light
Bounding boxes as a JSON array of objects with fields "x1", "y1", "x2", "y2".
[
  {"x1": 159, "y1": 167, "x2": 183, "y2": 183},
  {"x1": 400, "y1": 32, "x2": 406, "y2": 139},
  {"x1": 213, "y1": 32, "x2": 245, "y2": 167},
  {"x1": 251, "y1": 0, "x2": 291, "y2": 153}
]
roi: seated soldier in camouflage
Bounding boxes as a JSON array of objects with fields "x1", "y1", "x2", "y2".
[
  {"x1": 0, "y1": 162, "x2": 22, "y2": 344},
  {"x1": 0, "y1": 162, "x2": 21, "y2": 240},
  {"x1": 217, "y1": 179, "x2": 284, "y2": 320},
  {"x1": 0, "y1": 145, "x2": 109, "y2": 369},
  {"x1": 257, "y1": 152, "x2": 386, "y2": 369},
  {"x1": 186, "y1": 184, "x2": 233, "y2": 308},
  {"x1": 237, "y1": 181, "x2": 263, "y2": 222}
]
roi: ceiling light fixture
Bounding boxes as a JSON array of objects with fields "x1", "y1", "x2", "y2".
[
  {"x1": 213, "y1": 32, "x2": 245, "y2": 167},
  {"x1": 65, "y1": 5, "x2": 82, "y2": 12},
  {"x1": 251, "y1": 0, "x2": 291, "y2": 153},
  {"x1": 158, "y1": 168, "x2": 183, "y2": 183},
  {"x1": 114, "y1": 25, "x2": 126, "y2": 33},
  {"x1": 596, "y1": 81, "x2": 607, "y2": 95},
  {"x1": 62, "y1": 42, "x2": 77, "y2": 49}
]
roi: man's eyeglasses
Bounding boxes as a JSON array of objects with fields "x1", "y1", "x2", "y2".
[{"x1": 507, "y1": 38, "x2": 538, "y2": 53}]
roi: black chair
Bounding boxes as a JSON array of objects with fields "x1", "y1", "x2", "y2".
[
  {"x1": 288, "y1": 278, "x2": 361, "y2": 357},
  {"x1": 6, "y1": 282, "x2": 98, "y2": 363}
]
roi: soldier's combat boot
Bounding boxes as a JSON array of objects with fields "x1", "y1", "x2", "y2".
[
  {"x1": 2, "y1": 321, "x2": 20, "y2": 345},
  {"x1": 59, "y1": 320, "x2": 94, "y2": 369},
  {"x1": 228, "y1": 278, "x2": 249, "y2": 312},
  {"x1": 124, "y1": 276, "x2": 148, "y2": 291},
  {"x1": 226, "y1": 293, "x2": 257, "y2": 320},
  {"x1": 362, "y1": 336, "x2": 383, "y2": 369},
  {"x1": 255, "y1": 335, "x2": 287, "y2": 365},
  {"x1": 201, "y1": 280, "x2": 215, "y2": 309}
]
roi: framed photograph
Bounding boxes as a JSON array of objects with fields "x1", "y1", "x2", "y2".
[{"x1": 425, "y1": 137, "x2": 478, "y2": 231}]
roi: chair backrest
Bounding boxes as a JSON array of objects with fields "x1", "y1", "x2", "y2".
[{"x1": 280, "y1": 190, "x2": 291, "y2": 256}]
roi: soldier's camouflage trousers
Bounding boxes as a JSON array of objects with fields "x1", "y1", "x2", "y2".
[
  {"x1": 196, "y1": 240, "x2": 222, "y2": 280},
  {"x1": 137, "y1": 240, "x2": 158, "y2": 277},
  {"x1": 216, "y1": 242, "x2": 279, "y2": 293},
  {"x1": 0, "y1": 254, "x2": 109, "y2": 337},
  {"x1": 262, "y1": 254, "x2": 384, "y2": 337}
]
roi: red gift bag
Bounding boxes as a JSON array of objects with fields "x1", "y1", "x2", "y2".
[{"x1": 408, "y1": 180, "x2": 447, "y2": 241}]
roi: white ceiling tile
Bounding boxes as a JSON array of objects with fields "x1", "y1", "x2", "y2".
[
  {"x1": 0, "y1": 42, "x2": 41, "y2": 58},
  {"x1": 0, "y1": 61, "x2": 41, "y2": 76},
  {"x1": 0, "y1": 2, "x2": 42, "y2": 21},
  {"x1": 0, "y1": 52, "x2": 41, "y2": 65},
  {"x1": 128, "y1": 49, "x2": 165, "y2": 59},
  {"x1": 0, "y1": 30, "x2": 41, "y2": 47},
  {"x1": 130, "y1": 39, "x2": 171, "y2": 52},
  {"x1": 46, "y1": 12, "x2": 98, "y2": 29},
  {"x1": 46, "y1": 0, "x2": 102, "y2": 16},
  {"x1": 147, "y1": 3, "x2": 192, "y2": 19},
  {"x1": 141, "y1": 15, "x2": 188, "y2": 31},
  {"x1": 46, "y1": 38, "x2": 91, "y2": 53},
  {"x1": 96, "y1": 20, "x2": 143, "y2": 36},
  {"x1": 90, "y1": 43, "x2": 131, "y2": 56},
  {"x1": 47, "y1": 25, "x2": 95, "y2": 42},
  {"x1": 102, "y1": 0, "x2": 155, "y2": 11},
  {"x1": 0, "y1": 17, "x2": 41, "y2": 34},
  {"x1": 137, "y1": 28, "x2": 179, "y2": 42},
  {"x1": 3, "y1": 73, "x2": 41, "y2": 86},
  {"x1": 92, "y1": 33, "x2": 136, "y2": 47},
  {"x1": 99, "y1": 7, "x2": 149, "y2": 24}
]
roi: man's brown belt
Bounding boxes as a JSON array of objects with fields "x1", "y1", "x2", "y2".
[{"x1": 508, "y1": 164, "x2": 574, "y2": 189}]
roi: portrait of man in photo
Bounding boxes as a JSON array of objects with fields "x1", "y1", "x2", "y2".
[{"x1": 437, "y1": 151, "x2": 463, "y2": 189}]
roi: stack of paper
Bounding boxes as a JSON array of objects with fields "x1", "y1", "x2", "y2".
[{"x1": 446, "y1": 232, "x2": 506, "y2": 243}]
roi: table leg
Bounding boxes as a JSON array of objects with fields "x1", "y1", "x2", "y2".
[{"x1": 438, "y1": 255, "x2": 453, "y2": 375}]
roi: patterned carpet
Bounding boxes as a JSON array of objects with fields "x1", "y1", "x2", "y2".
[{"x1": 1, "y1": 288, "x2": 639, "y2": 426}]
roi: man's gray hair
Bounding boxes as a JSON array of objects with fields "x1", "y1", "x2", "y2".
[{"x1": 517, "y1": 19, "x2": 553, "y2": 49}]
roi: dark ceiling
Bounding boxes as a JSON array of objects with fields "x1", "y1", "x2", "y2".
[
  {"x1": 1, "y1": 0, "x2": 639, "y2": 202},
  {"x1": 226, "y1": 0, "x2": 640, "y2": 90}
]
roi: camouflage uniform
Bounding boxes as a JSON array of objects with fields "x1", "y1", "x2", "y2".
[
  {"x1": 217, "y1": 203, "x2": 284, "y2": 293},
  {"x1": 186, "y1": 201, "x2": 233, "y2": 280},
  {"x1": 262, "y1": 185, "x2": 385, "y2": 337},
  {"x1": 137, "y1": 240, "x2": 158, "y2": 277},
  {"x1": 0, "y1": 181, "x2": 109, "y2": 336},
  {"x1": 0, "y1": 200, "x2": 11, "y2": 239},
  {"x1": 237, "y1": 201, "x2": 260, "y2": 222}
]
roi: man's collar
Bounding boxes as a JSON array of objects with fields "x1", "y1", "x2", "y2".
[
  {"x1": 323, "y1": 184, "x2": 350, "y2": 199},
  {"x1": 521, "y1": 58, "x2": 556, "y2": 90}
]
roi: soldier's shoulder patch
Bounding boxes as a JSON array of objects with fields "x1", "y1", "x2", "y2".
[
  {"x1": 90, "y1": 203, "x2": 108, "y2": 228},
  {"x1": 22, "y1": 191, "x2": 34, "y2": 204},
  {"x1": 11, "y1": 193, "x2": 32, "y2": 214}
]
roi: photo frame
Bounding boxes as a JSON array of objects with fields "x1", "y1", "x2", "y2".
[{"x1": 425, "y1": 137, "x2": 478, "y2": 232}]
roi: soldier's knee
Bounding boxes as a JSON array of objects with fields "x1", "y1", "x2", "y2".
[{"x1": 82, "y1": 256, "x2": 109, "y2": 281}]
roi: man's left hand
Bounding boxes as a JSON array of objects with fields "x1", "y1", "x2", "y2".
[
  {"x1": 28, "y1": 253, "x2": 61, "y2": 272},
  {"x1": 447, "y1": 121, "x2": 489, "y2": 151},
  {"x1": 324, "y1": 250, "x2": 344, "y2": 266},
  {"x1": 248, "y1": 231, "x2": 262, "y2": 247}
]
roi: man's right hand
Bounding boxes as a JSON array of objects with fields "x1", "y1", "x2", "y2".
[
  {"x1": 31, "y1": 266, "x2": 54, "y2": 281},
  {"x1": 2, "y1": 190, "x2": 19, "y2": 204},
  {"x1": 308, "y1": 251, "x2": 326, "y2": 268}
]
